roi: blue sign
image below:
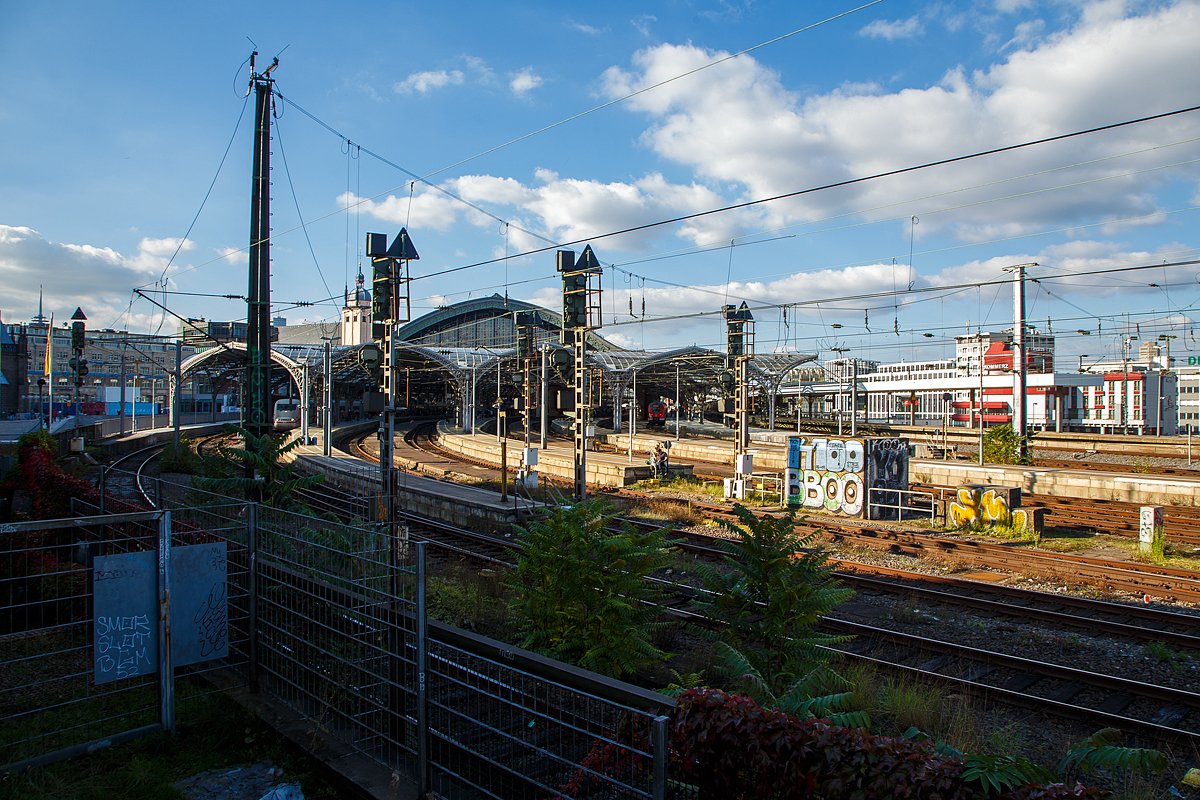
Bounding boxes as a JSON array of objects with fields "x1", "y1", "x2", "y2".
[
  {"x1": 93, "y1": 543, "x2": 228, "y2": 683},
  {"x1": 94, "y1": 551, "x2": 157, "y2": 684}
]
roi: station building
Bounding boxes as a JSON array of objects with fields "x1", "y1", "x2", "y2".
[{"x1": 835, "y1": 330, "x2": 1177, "y2": 435}]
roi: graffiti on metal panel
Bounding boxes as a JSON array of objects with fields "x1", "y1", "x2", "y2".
[
  {"x1": 948, "y1": 486, "x2": 1032, "y2": 532},
  {"x1": 865, "y1": 438, "x2": 910, "y2": 520},
  {"x1": 96, "y1": 614, "x2": 154, "y2": 680},
  {"x1": 786, "y1": 436, "x2": 870, "y2": 516}
]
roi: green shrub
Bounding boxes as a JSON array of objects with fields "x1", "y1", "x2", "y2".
[
  {"x1": 691, "y1": 504, "x2": 855, "y2": 718},
  {"x1": 158, "y1": 439, "x2": 201, "y2": 474},
  {"x1": 506, "y1": 497, "x2": 675, "y2": 678},
  {"x1": 983, "y1": 424, "x2": 1031, "y2": 465}
]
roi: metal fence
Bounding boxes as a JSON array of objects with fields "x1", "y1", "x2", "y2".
[
  {"x1": 867, "y1": 486, "x2": 936, "y2": 522},
  {"x1": 2, "y1": 485, "x2": 679, "y2": 798}
]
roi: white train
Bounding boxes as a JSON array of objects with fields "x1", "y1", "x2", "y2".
[{"x1": 273, "y1": 399, "x2": 301, "y2": 431}]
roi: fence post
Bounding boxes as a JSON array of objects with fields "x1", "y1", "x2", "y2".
[
  {"x1": 98, "y1": 465, "x2": 106, "y2": 515},
  {"x1": 154, "y1": 476, "x2": 162, "y2": 509},
  {"x1": 416, "y1": 540, "x2": 428, "y2": 796},
  {"x1": 652, "y1": 714, "x2": 668, "y2": 800},
  {"x1": 158, "y1": 510, "x2": 174, "y2": 733},
  {"x1": 248, "y1": 503, "x2": 259, "y2": 693}
]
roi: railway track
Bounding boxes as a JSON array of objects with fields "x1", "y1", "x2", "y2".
[
  {"x1": 911, "y1": 481, "x2": 1200, "y2": 547},
  {"x1": 824, "y1": 617, "x2": 1199, "y2": 746},
  {"x1": 315, "y1": 497, "x2": 1200, "y2": 745},
  {"x1": 830, "y1": 560, "x2": 1200, "y2": 651},
  {"x1": 613, "y1": 487, "x2": 1200, "y2": 603}
]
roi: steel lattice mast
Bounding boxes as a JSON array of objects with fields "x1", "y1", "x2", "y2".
[{"x1": 246, "y1": 52, "x2": 278, "y2": 446}]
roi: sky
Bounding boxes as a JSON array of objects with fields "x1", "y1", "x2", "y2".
[{"x1": 2, "y1": 0, "x2": 1200, "y2": 371}]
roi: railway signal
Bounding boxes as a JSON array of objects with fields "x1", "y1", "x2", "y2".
[
  {"x1": 70, "y1": 308, "x2": 87, "y2": 432},
  {"x1": 723, "y1": 302, "x2": 755, "y2": 480},
  {"x1": 515, "y1": 312, "x2": 537, "y2": 448},
  {"x1": 558, "y1": 246, "x2": 602, "y2": 501},
  {"x1": 364, "y1": 229, "x2": 420, "y2": 554}
]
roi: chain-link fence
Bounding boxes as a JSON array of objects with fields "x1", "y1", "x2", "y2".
[{"x1": 3, "y1": 480, "x2": 679, "y2": 798}]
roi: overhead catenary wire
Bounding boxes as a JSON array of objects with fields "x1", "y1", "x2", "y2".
[
  {"x1": 412, "y1": 104, "x2": 1200, "y2": 284},
  {"x1": 134, "y1": 103, "x2": 1200, "y2": 300}
]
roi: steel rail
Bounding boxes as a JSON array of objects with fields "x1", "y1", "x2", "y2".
[
  {"x1": 822, "y1": 617, "x2": 1199, "y2": 745},
  {"x1": 830, "y1": 561, "x2": 1200, "y2": 650}
]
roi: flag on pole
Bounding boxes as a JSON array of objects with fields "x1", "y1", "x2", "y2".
[{"x1": 44, "y1": 314, "x2": 54, "y2": 380}]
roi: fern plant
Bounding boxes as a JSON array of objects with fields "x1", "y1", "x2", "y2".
[
  {"x1": 691, "y1": 505, "x2": 857, "y2": 721},
  {"x1": 196, "y1": 424, "x2": 323, "y2": 511},
  {"x1": 1057, "y1": 727, "x2": 1166, "y2": 779},
  {"x1": 506, "y1": 497, "x2": 676, "y2": 679}
]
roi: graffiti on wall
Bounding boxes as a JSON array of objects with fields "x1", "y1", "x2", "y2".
[
  {"x1": 865, "y1": 438, "x2": 909, "y2": 521},
  {"x1": 787, "y1": 436, "x2": 908, "y2": 518},
  {"x1": 948, "y1": 485, "x2": 1033, "y2": 532}
]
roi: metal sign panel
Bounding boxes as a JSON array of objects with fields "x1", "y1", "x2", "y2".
[
  {"x1": 93, "y1": 543, "x2": 229, "y2": 683},
  {"x1": 171, "y1": 543, "x2": 228, "y2": 667},
  {"x1": 94, "y1": 551, "x2": 157, "y2": 684}
]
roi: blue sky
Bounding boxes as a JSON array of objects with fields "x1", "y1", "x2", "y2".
[{"x1": 2, "y1": 0, "x2": 1200, "y2": 369}]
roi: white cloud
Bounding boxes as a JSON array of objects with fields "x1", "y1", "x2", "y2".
[
  {"x1": 0, "y1": 225, "x2": 175, "y2": 326},
  {"x1": 137, "y1": 237, "x2": 193, "y2": 258},
  {"x1": 632, "y1": 14, "x2": 656, "y2": 36},
  {"x1": 218, "y1": 247, "x2": 246, "y2": 265},
  {"x1": 342, "y1": 168, "x2": 748, "y2": 255},
  {"x1": 859, "y1": 16, "x2": 925, "y2": 40},
  {"x1": 508, "y1": 68, "x2": 544, "y2": 96},
  {"x1": 599, "y1": 3, "x2": 1200, "y2": 241},
  {"x1": 1005, "y1": 18, "x2": 1045, "y2": 49},
  {"x1": 570, "y1": 21, "x2": 606, "y2": 34},
  {"x1": 338, "y1": 190, "x2": 461, "y2": 232},
  {"x1": 394, "y1": 69, "x2": 465, "y2": 95}
]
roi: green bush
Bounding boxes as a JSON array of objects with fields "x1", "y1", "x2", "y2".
[
  {"x1": 983, "y1": 424, "x2": 1031, "y2": 465},
  {"x1": 506, "y1": 497, "x2": 675, "y2": 678},
  {"x1": 158, "y1": 439, "x2": 201, "y2": 474},
  {"x1": 196, "y1": 425, "x2": 322, "y2": 510},
  {"x1": 691, "y1": 504, "x2": 855, "y2": 717}
]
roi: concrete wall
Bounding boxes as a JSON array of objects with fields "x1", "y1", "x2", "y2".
[{"x1": 434, "y1": 423, "x2": 674, "y2": 487}]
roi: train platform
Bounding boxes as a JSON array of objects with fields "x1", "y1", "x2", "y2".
[
  {"x1": 287, "y1": 438, "x2": 529, "y2": 532},
  {"x1": 433, "y1": 422, "x2": 693, "y2": 488},
  {"x1": 601, "y1": 420, "x2": 1200, "y2": 509}
]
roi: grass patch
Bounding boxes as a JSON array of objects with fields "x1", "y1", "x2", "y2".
[
  {"x1": 427, "y1": 564, "x2": 513, "y2": 636},
  {"x1": 0, "y1": 688, "x2": 341, "y2": 800}
]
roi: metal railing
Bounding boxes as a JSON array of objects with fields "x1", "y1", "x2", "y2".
[
  {"x1": 5, "y1": 479, "x2": 680, "y2": 797},
  {"x1": 867, "y1": 486, "x2": 936, "y2": 522}
]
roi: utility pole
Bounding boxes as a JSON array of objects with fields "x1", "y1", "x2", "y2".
[
  {"x1": 323, "y1": 340, "x2": 332, "y2": 457},
  {"x1": 173, "y1": 339, "x2": 182, "y2": 449},
  {"x1": 675, "y1": 363, "x2": 680, "y2": 442},
  {"x1": 245, "y1": 51, "x2": 278, "y2": 460},
  {"x1": 1004, "y1": 263, "x2": 1036, "y2": 459},
  {"x1": 539, "y1": 344, "x2": 548, "y2": 451},
  {"x1": 559, "y1": 246, "x2": 601, "y2": 502},
  {"x1": 118, "y1": 350, "x2": 126, "y2": 435},
  {"x1": 851, "y1": 358, "x2": 858, "y2": 437}
]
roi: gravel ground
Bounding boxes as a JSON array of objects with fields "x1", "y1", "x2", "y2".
[{"x1": 632, "y1": 490, "x2": 1200, "y2": 797}]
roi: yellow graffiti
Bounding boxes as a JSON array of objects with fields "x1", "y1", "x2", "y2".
[{"x1": 949, "y1": 486, "x2": 1030, "y2": 531}]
